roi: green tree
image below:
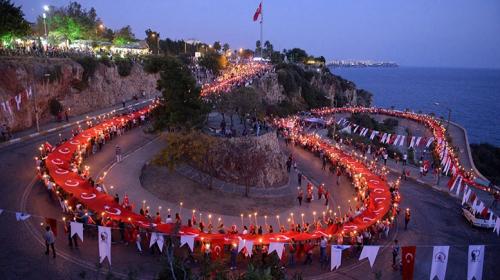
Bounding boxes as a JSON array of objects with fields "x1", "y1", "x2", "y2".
[
  {"x1": 35, "y1": 1, "x2": 101, "y2": 43},
  {"x1": 113, "y1": 25, "x2": 135, "y2": 46},
  {"x1": 286, "y1": 48, "x2": 308, "y2": 63},
  {"x1": 255, "y1": 40, "x2": 262, "y2": 56},
  {"x1": 232, "y1": 87, "x2": 263, "y2": 129},
  {"x1": 0, "y1": 0, "x2": 30, "y2": 47},
  {"x1": 144, "y1": 29, "x2": 160, "y2": 54},
  {"x1": 212, "y1": 41, "x2": 221, "y2": 52},
  {"x1": 222, "y1": 43, "x2": 230, "y2": 53},
  {"x1": 264, "y1": 40, "x2": 273, "y2": 58},
  {"x1": 198, "y1": 50, "x2": 226, "y2": 75},
  {"x1": 153, "y1": 56, "x2": 208, "y2": 130}
]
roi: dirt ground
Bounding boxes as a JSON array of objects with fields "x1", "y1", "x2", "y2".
[{"x1": 141, "y1": 164, "x2": 296, "y2": 216}]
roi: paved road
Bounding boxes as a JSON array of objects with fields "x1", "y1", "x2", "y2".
[{"x1": 0, "y1": 110, "x2": 499, "y2": 279}]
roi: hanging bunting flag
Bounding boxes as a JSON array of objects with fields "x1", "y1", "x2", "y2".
[
  {"x1": 415, "y1": 136, "x2": 422, "y2": 147},
  {"x1": 462, "y1": 186, "x2": 471, "y2": 205},
  {"x1": 149, "y1": 232, "x2": 164, "y2": 252},
  {"x1": 394, "y1": 135, "x2": 401, "y2": 146},
  {"x1": 467, "y1": 245, "x2": 484, "y2": 280},
  {"x1": 381, "y1": 133, "x2": 388, "y2": 143},
  {"x1": 426, "y1": 137, "x2": 435, "y2": 148},
  {"x1": 268, "y1": 242, "x2": 285, "y2": 259},
  {"x1": 494, "y1": 218, "x2": 500, "y2": 236},
  {"x1": 430, "y1": 246, "x2": 449, "y2": 280},
  {"x1": 238, "y1": 239, "x2": 254, "y2": 257},
  {"x1": 370, "y1": 130, "x2": 379, "y2": 140},
  {"x1": 353, "y1": 125, "x2": 359, "y2": 134},
  {"x1": 98, "y1": 226, "x2": 112, "y2": 265},
  {"x1": 70, "y1": 221, "x2": 84, "y2": 242},
  {"x1": 330, "y1": 245, "x2": 350, "y2": 270},
  {"x1": 359, "y1": 245, "x2": 380, "y2": 268},
  {"x1": 402, "y1": 246, "x2": 416, "y2": 280},
  {"x1": 15, "y1": 212, "x2": 31, "y2": 221},
  {"x1": 180, "y1": 235, "x2": 195, "y2": 252},
  {"x1": 455, "y1": 178, "x2": 463, "y2": 196},
  {"x1": 409, "y1": 136, "x2": 416, "y2": 148},
  {"x1": 399, "y1": 135, "x2": 406, "y2": 146},
  {"x1": 211, "y1": 238, "x2": 225, "y2": 260}
]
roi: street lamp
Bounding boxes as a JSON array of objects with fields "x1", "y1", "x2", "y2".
[
  {"x1": 151, "y1": 33, "x2": 160, "y2": 55},
  {"x1": 433, "y1": 102, "x2": 451, "y2": 130},
  {"x1": 42, "y1": 5, "x2": 50, "y2": 39}
]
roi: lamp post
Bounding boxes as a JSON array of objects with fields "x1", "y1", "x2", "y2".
[
  {"x1": 42, "y1": 5, "x2": 50, "y2": 40},
  {"x1": 433, "y1": 102, "x2": 451, "y2": 130}
]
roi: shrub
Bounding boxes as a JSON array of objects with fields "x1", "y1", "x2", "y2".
[
  {"x1": 74, "y1": 56, "x2": 99, "y2": 82},
  {"x1": 115, "y1": 58, "x2": 133, "y2": 77},
  {"x1": 48, "y1": 98, "x2": 63, "y2": 116}
]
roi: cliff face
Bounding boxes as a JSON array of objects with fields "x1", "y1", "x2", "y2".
[
  {"x1": 199, "y1": 132, "x2": 288, "y2": 188},
  {"x1": 251, "y1": 64, "x2": 372, "y2": 109},
  {"x1": 0, "y1": 57, "x2": 160, "y2": 131}
]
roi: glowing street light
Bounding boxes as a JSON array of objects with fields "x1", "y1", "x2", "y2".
[{"x1": 43, "y1": 5, "x2": 49, "y2": 11}]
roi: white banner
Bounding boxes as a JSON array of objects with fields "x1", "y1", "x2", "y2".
[
  {"x1": 331, "y1": 245, "x2": 350, "y2": 270},
  {"x1": 149, "y1": 232, "x2": 164, "y2": 252},
  {"x1": 98, "y1": 226, "x2": 112, "y2": 265},
  {"x1": 70, "y1": 221, "x2": 84, "y2": 242},
  {"x1": 386, "y1": 134, "x2": 392, "y2": 144},
  {"x1": 430, "y1": 246, "x2": 449, "y2": 280},
  {"x1": 268, "y1": 242, "x2": 285, "y2": 259},
  {"x1": 238, "y1": 239, "x2": 254, "y2": 257},
  {"x1": 359, "y1": 245, "x2": 379, "y2": 268},
  {"x1": 15, "y1": 212, "x2": 30, "y2": 221},
  {"x1": 180, "y1": 235, "x2": 195, "y2": 251},
  {"x1": 394, "y1": 135, "x2": 401, "y2": 146},
  {"x1": 467, "y1": 245, "x2": 484, "y2": 280},
  {"x1": 370, "y1": 131, "x2": 378, "y2": 140}
]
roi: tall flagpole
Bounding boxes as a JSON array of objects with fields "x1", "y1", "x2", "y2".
[{"x1": 260, "y1": 0, "x2": 264, "y2": 58}]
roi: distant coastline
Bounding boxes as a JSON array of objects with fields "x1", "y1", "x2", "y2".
[{"x1": 327, "y1": 60, "x2": 398, "y2": 68}]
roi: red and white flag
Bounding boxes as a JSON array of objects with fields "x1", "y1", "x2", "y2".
[
  {"x1": 402, "y1": 246, "x2": 416, "y2": 280},
  {"x1": 253, "y1": 2, "x2": 262, "y2": 21}
]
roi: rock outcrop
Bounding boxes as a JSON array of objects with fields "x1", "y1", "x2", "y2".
[
  {"x1": 0, "y1": 57, "x2": 160, "y2": 131},
  {"x1": 199, "y1": 132, "x2": 288, "y2": 188},
  {"x1": 251, "y1": 64, "x2": 372, "y2": 109}
]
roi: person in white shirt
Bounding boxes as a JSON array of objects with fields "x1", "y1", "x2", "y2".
[{"x1": 165, "y1": 214, "x2": 173, "y2": 223}]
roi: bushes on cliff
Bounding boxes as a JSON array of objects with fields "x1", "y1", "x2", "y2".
[
  {"x1": 115, "y1": 57, "x2": 133, "y2": 77},
  {"x1": 48, "y1": 98, "x2": 63, "y2": 116},
  {"x1": 74, "y1": 56, "x2": 98, "y2": 81}
]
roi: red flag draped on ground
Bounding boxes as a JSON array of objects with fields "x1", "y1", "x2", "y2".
[
  {"x1": 402, "y1": 246, "x2": 416, "y2": 280},
  {"x1": 253, "y1": 2, "x2": 262, "y2": 21}
]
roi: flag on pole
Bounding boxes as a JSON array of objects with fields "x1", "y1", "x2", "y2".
[
  {"x1": 98, "y1": 226, "x2": 112, "y2": 265},
  {"x1": 359, "y1": 246, "x2": 380, "y2": 268},
  {"x1": 402, "y1": 246, "x2": 416, "y2": 280},
  {"x1": 430, "y1": 246, "x2": 449, "y2": 280},
  {"x1": 467, "y1": 245, "x2": 484, "y2": 280},
  {"x1": 253, "y1": 2, "x2": 262, "y2": 21}
]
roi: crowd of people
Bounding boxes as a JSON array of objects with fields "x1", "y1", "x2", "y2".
[{"x1": 200, "y1": 62, "x2": 273, "y2": 98}]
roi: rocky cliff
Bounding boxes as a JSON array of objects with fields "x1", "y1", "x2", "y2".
[
  {"x1": 199, "y1": 132, "x2": 288, "y2": 188},
  {"x1": 0, "y1": 57, "x2": 160, "y2": 131},
  {"x1": 251, "y1": 63, "x2": 372, "y2": 110}
]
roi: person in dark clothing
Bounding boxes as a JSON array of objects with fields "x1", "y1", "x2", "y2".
[{"x1": 297, "y1": 172, "x2": 302, "y2": 186}]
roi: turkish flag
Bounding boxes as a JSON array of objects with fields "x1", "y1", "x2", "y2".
[
  {"x1": 402, "y1": 246, "x2": 416, "y2": 280},
  {"x1": 211, "y1": 239, "x2": 225, "y2": 260},
  {"x1": 253, "y1": 2, "x2": 262, "y2": 21}
]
